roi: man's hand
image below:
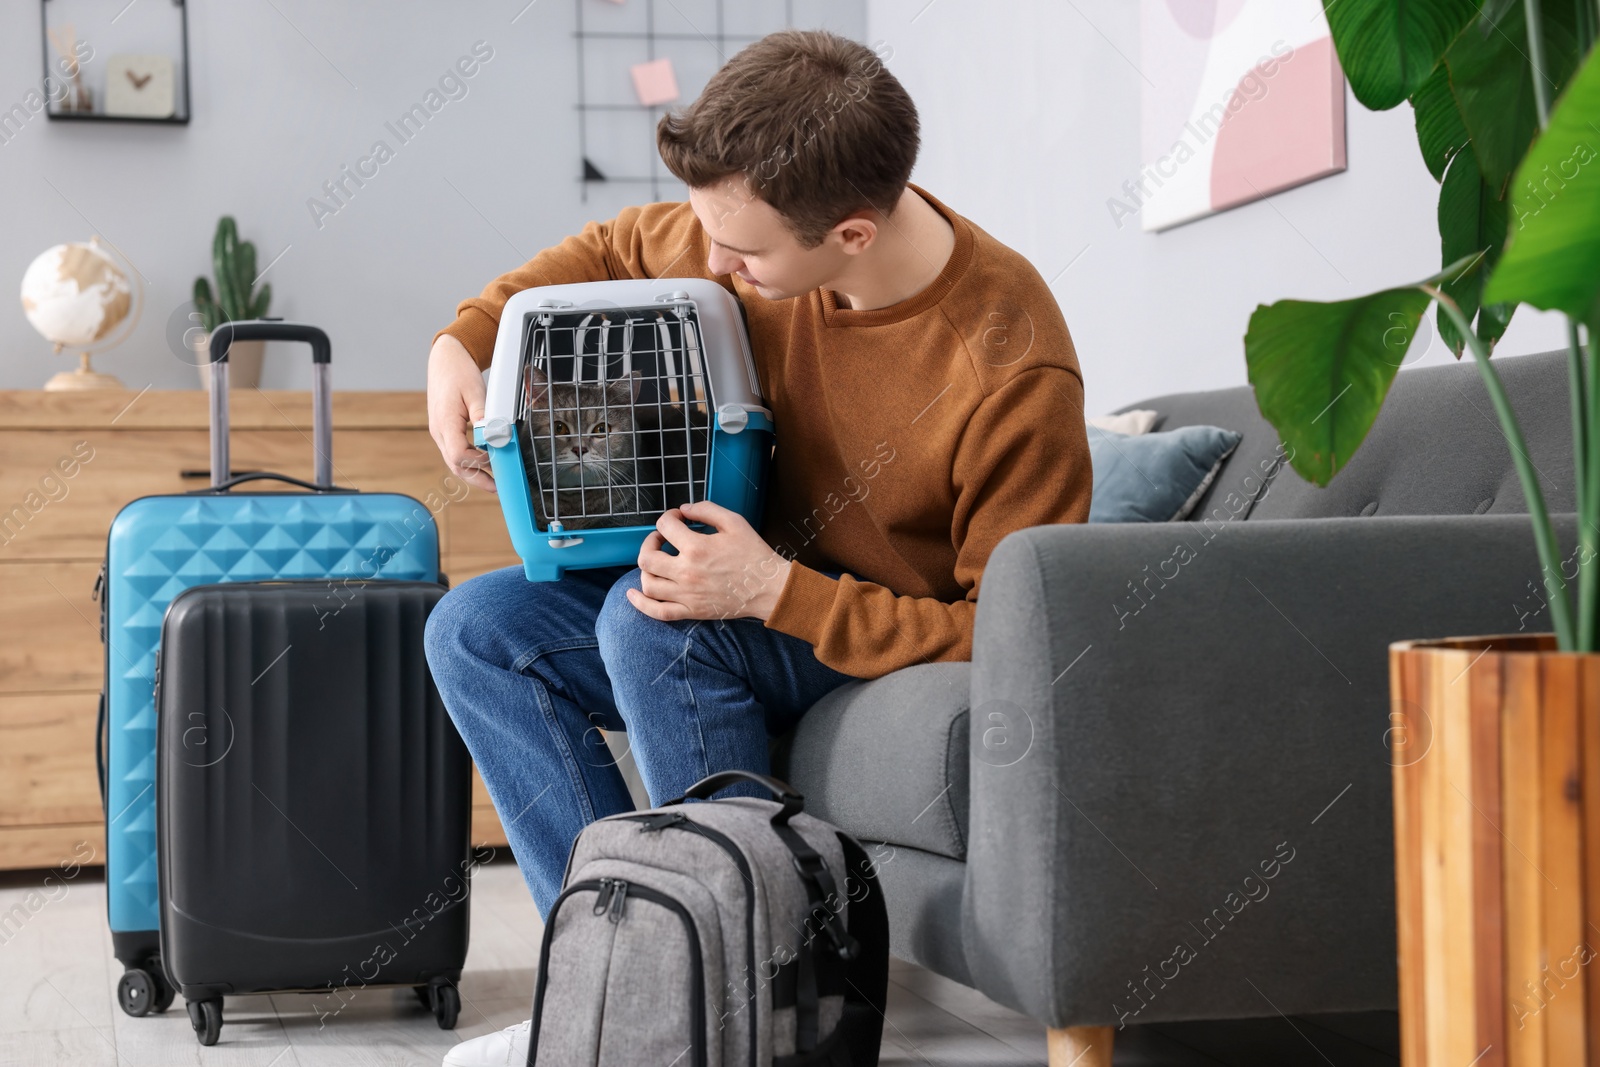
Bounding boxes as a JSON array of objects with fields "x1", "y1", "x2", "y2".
[
  {"x1": 427, "y1": 333, "x2": 497, "y2": 493},
  {"x1": 628, "y1": 500, "x2": 793, "y2": 622}
]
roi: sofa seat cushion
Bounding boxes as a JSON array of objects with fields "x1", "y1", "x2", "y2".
[{"x1": 775, "y1": 663, "x2": 971, "y2": 861}]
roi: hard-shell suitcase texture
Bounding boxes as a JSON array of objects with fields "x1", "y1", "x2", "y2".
[
  {"x1": 472, "y1": 277, "x2": 775, "y2": 581},
  {"x1": 95, "y1": 322, "x2": 443, "y2": 1019},
  {"x1": 526, "y1": 771, "x2": 890, "y2": 1066},
  {"x1": 157, "y1": 578, "x2": 471, "y2": 1046}
]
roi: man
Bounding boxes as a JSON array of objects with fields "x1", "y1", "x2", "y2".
[{"x1": 423, "y1": 27, "x2": 1091, "y2": 1065}]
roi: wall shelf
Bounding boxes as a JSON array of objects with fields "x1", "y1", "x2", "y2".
[{"x1": 40, "y1": 0, "x2": 192, "y2": 125}]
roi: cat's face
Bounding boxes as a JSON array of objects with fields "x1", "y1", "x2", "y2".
[{"x1": 522, "y1": 366, "x2": 642, "y2": 489}]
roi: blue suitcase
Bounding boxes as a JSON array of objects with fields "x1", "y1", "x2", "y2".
[{"x1": 94, "y1": 321, "x2": 443, "y2": 1015}]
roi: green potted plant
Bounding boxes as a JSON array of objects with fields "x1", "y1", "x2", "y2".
[
  {"x1": 193, "y1": 216, "x2": 272, "y2": 390},
  {"x1": 1240, "y1": 1, "x2": 1600, "y2": 1059}
]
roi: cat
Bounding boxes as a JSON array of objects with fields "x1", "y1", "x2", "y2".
[
  {"x1": 520, "y1": 364, "x2": 658, "y2": 530},
  {"x1": 519, "y1": 362, "x2": 714, "y2": 532}
]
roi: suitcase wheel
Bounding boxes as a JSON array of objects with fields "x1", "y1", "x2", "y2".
[
  {"x1": 424, "y1": 979, "x2": 460, "y2": 1030},
  {"x1": 186, "y1": 997, "x2": 222, "y2": 1046},
  {"x1": 116, "y1": 969, "x2": 156, "y2": 1018}
]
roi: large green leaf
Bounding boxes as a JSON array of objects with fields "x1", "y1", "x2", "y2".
[
  {"x1": 1446, "y1": 0, "x2": 1580, "y2": 193},
  {"x1": 1246, "y1": 288, "x2": 1434, "y2": 485},
  {"x1": 1436, "y1": 146, "x2": 1511, "y2": 353},
  {"x1": 1478, "y1": 289, "x2": 1516, "y2": 346},
  {"x1": 1414, "y1": 62, "x2": 1471, "y2": 181},
  {"x1": 1246, "y1": 258, "x2": 1484, "y2": 486},
  {"x1": 1477, "y1": 0, "x2": 1517, "y2": 31},
  {"x1": 1484, "y1": 45, "x2": 1600, "y2": 319},
  {"x1": 1323, "y1": 0, "x2": 1481, "y2": 110}
]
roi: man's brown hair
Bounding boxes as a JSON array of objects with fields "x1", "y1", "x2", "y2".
[{"x1": 656, "y1": 29, "x2": 918, "y2": 249}]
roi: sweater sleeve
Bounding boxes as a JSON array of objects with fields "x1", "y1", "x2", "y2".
[
  {"x1": 762, "y1": 365, "x2": 1094, "y2": 680},
  {"x1": 432, "y1": 200, "x2": 711, "y2": 371}
]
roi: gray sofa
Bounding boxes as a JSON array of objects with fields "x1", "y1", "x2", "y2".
[{"x1": 771, "y1": 347, "x2": 1577, "y2": 1056}]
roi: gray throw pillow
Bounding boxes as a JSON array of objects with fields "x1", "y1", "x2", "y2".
[{"x1": 1088, "y1": 424, "x2": 1242, "y2": 523}]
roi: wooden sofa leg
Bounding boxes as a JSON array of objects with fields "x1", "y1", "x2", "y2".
[{"x1": 1046, "y1": 1025, "x2": 1114, "y2": 1067}]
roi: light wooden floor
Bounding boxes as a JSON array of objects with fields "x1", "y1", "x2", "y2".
[{"x1": 0, "y1": 860, "x2": 1397, "y2": 1066}]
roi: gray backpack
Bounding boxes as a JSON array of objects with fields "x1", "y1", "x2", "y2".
[{"x1": 525, "y1": 771, "x2": 890, "y2": 1066}]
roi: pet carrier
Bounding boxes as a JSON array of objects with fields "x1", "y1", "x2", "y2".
[{"x1": 474, "y1": 278, "x2": 773, "y2": 582}]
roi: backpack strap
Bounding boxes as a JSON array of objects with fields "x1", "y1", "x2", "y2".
[
  {"x1": 769, "y1": 807, "x2": 861, "y2": 963},
  {"x1": 767, "y1": 810, "x2": 863, "y2": 1055},
  {"x1": 834, "y1": 832, "x2": 891, "y2": 1061}
]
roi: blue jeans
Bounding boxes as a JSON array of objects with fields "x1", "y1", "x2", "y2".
[{"x1": 422, "y1": 562, "x2": 858, "y2": 918}]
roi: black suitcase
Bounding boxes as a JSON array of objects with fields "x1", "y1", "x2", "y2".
[{"x1": 155, "y1": 578, "x2": 472, "y2": 1046}]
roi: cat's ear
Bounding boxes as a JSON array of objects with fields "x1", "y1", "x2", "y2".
[{"x1": 607, "y1": 369, "x2": 642, "y2": 406}]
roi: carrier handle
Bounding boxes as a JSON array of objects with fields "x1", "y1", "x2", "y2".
[
  {"x1": 664, "y1": 770, "x2": 804, "y2": 822},
  {"x1": 207, "y1": 320, "x2": 334, "y2": 490}
]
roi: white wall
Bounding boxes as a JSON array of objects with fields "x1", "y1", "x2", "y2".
[
  {"x1": 866, "y1": 0, "x2": 1570, "y2": 414},
  {"x1": 0, "y1": 0, "x2": 863, "y2": 392}
]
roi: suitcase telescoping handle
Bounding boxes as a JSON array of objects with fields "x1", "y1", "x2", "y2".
[{"x1": 207, "y1": 320, "x2": 334, "y2": 490}]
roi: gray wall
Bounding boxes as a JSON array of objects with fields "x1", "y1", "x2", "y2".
[
  {"x1": 865, "y1": 0, "x2": 1572, "y2": 415},
  {"x1": 0, "y1": 0, "x2": 864, "y2": 392}
]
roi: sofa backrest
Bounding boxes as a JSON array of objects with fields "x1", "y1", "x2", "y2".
[{"x1": 1122, "y1": 348, "x2": 1576, "y2": 521}]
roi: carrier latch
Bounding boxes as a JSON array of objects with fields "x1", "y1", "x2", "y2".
[
  {"x1": 546, "y1": 521, "x2": 584, "y2": 549},
  {"x1": 475, "y1": 417, "x2": 512, "y2": 448}
]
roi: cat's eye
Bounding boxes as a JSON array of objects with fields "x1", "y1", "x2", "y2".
[
  {"x1": 552, "y1": 420, "x2": 569, "y2": 436},
  {"x1": 590, "y1": 422, "x2": 609, "y2": 436}
]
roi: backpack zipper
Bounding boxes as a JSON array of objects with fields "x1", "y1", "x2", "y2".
[
  {"x1": 625, "y1": 812, "x2": 759, "y2": 1066},
  {"x1": 530, "y1": 877, "x2": 707, "y2": 1067},
  {"x1": 589, "y1": 876, "x2": 631, "y2": 923}
]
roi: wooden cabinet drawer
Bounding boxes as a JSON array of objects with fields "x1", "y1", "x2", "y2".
[
  {"x1": 471, "y1": 766, "x2": 509, "y2": 849},
  {"x1": 447, "y1": 496, "x2": 517, "y2": 559},
  {"x1": 0, "y1": 431, "x2": 204, "y2": 560},
  {"x1": 0, "y1": 561, "x2": 102, "y2": 693},
  {"x1": 0, "y1": 824, "x2": 103, "y2": 870},
  {"x1": 0, "y1": 693, "x2": 100, "y2": 827}
]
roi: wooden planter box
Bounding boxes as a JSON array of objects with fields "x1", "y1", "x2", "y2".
[{"x1": 1391, "y1": 633, "x2": 1600, "y2": 1066}]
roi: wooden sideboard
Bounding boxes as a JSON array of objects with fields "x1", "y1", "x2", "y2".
[{"x1": 0, "y1": 388, "x2": 518, "y2": 870}]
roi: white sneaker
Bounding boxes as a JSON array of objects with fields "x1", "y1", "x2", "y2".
[{"x1": 442, "y1": 1018, "x2": 531, "y2": 1066}]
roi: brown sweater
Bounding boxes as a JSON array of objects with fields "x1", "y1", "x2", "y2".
[{"x1": 435, "y1": 181, "x2": 1093, "y2": 680}]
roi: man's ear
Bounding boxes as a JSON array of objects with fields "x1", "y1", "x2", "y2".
[{"x1": 834, "y1": 211, "x2": 879, "y2": 256}]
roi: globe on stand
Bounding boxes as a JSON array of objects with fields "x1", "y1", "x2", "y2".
[{"x1": 21, "y1": 237, "x2": 143, "y2": 390}]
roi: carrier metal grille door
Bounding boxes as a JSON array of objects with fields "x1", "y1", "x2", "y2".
[{"x1": 516, "y1": 305, "x2": 713, "y2": 532}]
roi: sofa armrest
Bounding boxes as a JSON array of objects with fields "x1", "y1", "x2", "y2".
[{"x1": 962, "y1": 513, "x2": 1575, "y2": 1029}]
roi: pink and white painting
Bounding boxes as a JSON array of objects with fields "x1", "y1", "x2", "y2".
[{"x1": 1133, "y1": 0, "x2": 1347, "y2": 232}]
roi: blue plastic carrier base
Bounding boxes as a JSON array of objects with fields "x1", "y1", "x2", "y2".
[
  {"x1": 101, "y1": 493, "x2": 439, "y2": 940},
  {"x1": 474, "y1": 408, "x2": 772, "y2": 582},
  {"x1": 473, "y1": 278, "x2": 774, "y2": 582}
]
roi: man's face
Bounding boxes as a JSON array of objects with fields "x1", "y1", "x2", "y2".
[{"x1": 688, "y1": 177, "x2": 853, "y2": 300}]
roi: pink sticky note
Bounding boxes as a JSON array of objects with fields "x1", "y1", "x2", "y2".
[{"x1": 631, "y1": 57, "x2": 679, "y2": 106}]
